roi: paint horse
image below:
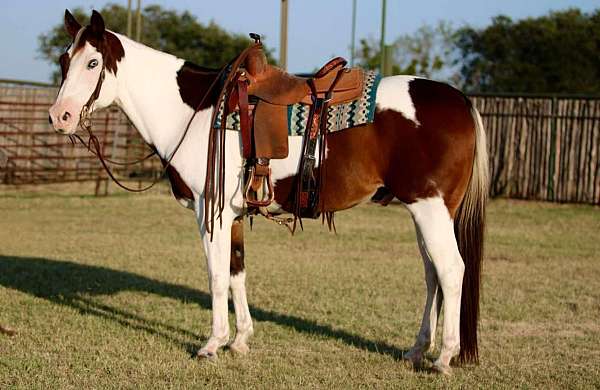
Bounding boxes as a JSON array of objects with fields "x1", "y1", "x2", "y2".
[{"x1": 49, "y1": 10, "x2": 488, "y2": 374}]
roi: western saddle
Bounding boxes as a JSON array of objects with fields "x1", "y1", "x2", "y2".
[{"x1": 213, "y1": 33, "x2": 365, "y2": 220}]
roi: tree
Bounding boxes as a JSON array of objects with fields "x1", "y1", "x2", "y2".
[
  {"x1": 455, "y1": 9, "x2": 600, "y2": 93},
  {"x1": 355, "y1": 21, "x2": 458, "y2": 82},
  {"x1": 38, "y1": 3, "x2": 274, "y2": 83}
]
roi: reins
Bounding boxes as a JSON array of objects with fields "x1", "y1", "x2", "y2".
[
  {"x1": 203, "y1": 41, "x2": 264, "y2": 238},
  {"x1": 73, "y1": 59, "x2": 229, "y2": 193},
  {"x1": 73, "y1": 41, "x2": 280, "y2": 238}
]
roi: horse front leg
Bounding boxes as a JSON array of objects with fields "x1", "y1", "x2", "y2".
[
  {"x1": 228, "y1": 216, "x2": 253, "y2": 354},
  {"x1": 195, "y1": 205, "x2": 235, "y2": 360}
]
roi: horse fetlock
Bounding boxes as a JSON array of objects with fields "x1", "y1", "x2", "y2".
[
  {"x1": 229, "y1": 339, "x2": 250, "y2": 355},
  {"x1": 432, "y1": 360, "x2": 452, "y2": 375},
  {"x1": 435, "y1": 344, "x2": 460, "y2": 370},
  {"x1": 404, "y1": 346, "x2": 424, "y2": 364},
  {"x1": 197, "y1": 334, "x2": 230, "y2": 360}
]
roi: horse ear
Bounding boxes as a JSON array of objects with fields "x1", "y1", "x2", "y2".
[
  {"x1": 64, "y1": 9, "x2": 82, "y2": 38},
  {"x1": 90, "y1": 10, "x2": 105, "y2": 36}
]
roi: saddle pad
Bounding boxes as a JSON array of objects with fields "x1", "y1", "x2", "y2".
[
  {"x1": 288, "y1": 71, "x2": 381, "y2": 136},
  {"x1": 214, "y1": 70, "x2": 381, "y2": 136}
]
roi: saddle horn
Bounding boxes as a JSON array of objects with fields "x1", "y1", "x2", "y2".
[{"x1": 249, "y1": 33, "x2": 261, "y2": 44}]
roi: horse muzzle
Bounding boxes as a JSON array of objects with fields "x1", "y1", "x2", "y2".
[{"x1": 48, "y1": 101, "x2": 78, "y2": 135}]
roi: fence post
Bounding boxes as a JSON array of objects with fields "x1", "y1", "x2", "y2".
[{"x1": 547, "y1": 96, "x2": 557, "y2": 201}]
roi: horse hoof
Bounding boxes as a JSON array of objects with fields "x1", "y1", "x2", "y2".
[
  {"x1": 432, "y1": 362, "x2": 452, "y2": 376},
  {"x1": 229, "y1": 341, "x2": 250, "y2": 355},
  {"x1": 403, "y1": 349, "x2": 424, "y2": 369},
  {"x1": 196, "y1": 349, "x2": 218, "y2": 361}
]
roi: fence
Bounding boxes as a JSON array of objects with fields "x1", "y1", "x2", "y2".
[
  {"x1": 1, "y1": 81, "x2": 599, "y2": 204},
  {"x1": 471, "y1": 94, "x2": 600, "y2": 204},
  {"x1": 0, "y1": 80, "x2": 162, "y2": 194}
]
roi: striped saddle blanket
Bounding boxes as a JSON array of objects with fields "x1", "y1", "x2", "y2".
[{"x1": 214, "y1": 70, "x2": 381, "y2": 136}]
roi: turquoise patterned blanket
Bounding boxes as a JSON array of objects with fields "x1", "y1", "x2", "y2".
[{"x1": 215, "y1": 70, "x2": 381, "y2": 135}]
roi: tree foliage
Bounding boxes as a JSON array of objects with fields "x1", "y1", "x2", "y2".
[
  {"x1": 356, "y1": 21, "x2": 457, "y2": 81},
  {"x1": 38, "y1": 3, "x2": 273, "y2": 83},
  {"x1": 455, "y1": 9, "x2": 600, "y2": 93}
]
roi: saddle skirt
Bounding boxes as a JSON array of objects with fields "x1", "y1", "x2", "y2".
[{"x1": 213, "y1": 70, "x2": 381, "y2": 137}]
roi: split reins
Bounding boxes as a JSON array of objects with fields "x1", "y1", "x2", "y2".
[
  {"x1": 203, "y1": 40, "x2": 266, "y2": 237},
  {"x1": 71, "y1": 41, "x2": 287, "y2": 237},
  {"x1": 72, "y1": 58, "x2": 229, "y2": 193}
]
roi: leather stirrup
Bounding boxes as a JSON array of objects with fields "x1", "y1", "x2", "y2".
[{"x1": 244, "y1": 158, "x2": 274, "y2": 207}]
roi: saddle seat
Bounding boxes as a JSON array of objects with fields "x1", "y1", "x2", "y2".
[
  {"x1": 244, "y1": 45, "x2": 364, "y2": 106},
  {"x1": 233, "y1": 37, "x2": 369, "y2": 211}
]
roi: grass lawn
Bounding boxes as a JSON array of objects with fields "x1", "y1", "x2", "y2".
[{"x1": 1, "y1": 183, "x2": 599, "y2": 388}]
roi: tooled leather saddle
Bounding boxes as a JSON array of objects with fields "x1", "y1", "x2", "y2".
[{"x1": 216, "y1": 34, "x2": 365, "y2": 219}]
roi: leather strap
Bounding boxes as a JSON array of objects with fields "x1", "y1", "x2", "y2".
[
  {"x1": 205, "y1": 41, "x2": 265, "y2": 237},
  {"x1": 294, "y1": 66, "x2": 348, "y2": 221},
  {"x1": 237, "y1": 79, "x2": 252, "y2": 159},
  {"x1": 314, "y1": 57, "x2": 347, "y2": 79},
  {"x1": 77, "y1": 60, "x2": 227, "y2": 194}
]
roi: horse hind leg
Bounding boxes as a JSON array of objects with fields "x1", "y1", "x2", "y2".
[
  {"x1": 404, "y1": 224, "x2": 443, "y2": 368},
  {"x1": 406, "y1": 197, "x2": 465, "y2": 375},
  {"x1": 228, "y1": 217, "x2": 253, "y2": 355}
]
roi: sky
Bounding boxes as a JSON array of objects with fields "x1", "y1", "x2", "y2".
[{"x1": 0, "y1": 0, "x2": 598, "y2": 83}]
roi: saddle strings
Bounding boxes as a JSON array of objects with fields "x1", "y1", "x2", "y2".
[{"x1": 204, "y1": 43, "x2": 262, "y2": 238}]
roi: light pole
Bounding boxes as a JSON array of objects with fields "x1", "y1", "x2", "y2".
[
  {"x1": 280, "y1": 0, "x2": 289, "y2": 70},
  {"x1": 126, "y1": 0, "x2": 132, "y2": 37},
  {"x1": 350, "y1": 0, "x2": 357, "y2": 66},
  {"x1": 379, "y1": 0, "x2": 387, "y2": 74},
  {"x1": 135, "y1": 0, "x2": 142, "y2": 42}
]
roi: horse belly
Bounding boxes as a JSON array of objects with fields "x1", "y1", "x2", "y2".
[{"x1": 272, "y1": 124, "x2": 386, "y2": 213}]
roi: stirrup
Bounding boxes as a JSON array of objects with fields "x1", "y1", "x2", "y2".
[{"x1": 244, "y1": 161, "x2": 275, "y2": 207}]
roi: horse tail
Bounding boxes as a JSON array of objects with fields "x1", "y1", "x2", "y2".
[{"x1": 455, "y1": 105, "x2": 489, "y2": 364}]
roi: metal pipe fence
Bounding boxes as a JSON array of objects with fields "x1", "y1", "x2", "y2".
[
  {"x1": 1, "y1": 81, "x2": 598, "y2": 204},
  {"x1": 0, "y1": 81, "x2": 162, "y2": 195}
]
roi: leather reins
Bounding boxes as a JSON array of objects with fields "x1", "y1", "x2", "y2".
[
  {"x1": 72, "y1": 58, "x2": 228, "y2": 193},
  {"x1": 71, "y1": 41, "x2": 262, "y2": 238},
  {"x1": 203, "y1": 41, "x2": 263, "y2": 238}
]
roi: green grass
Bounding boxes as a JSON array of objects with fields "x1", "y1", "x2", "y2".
[{"x1": 1, "y1": 183, "x2": 599, "y2": 388}]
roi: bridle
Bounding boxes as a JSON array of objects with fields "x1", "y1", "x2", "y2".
[
  {"x1": 71, "y1": 58, "x2": 227, "y2": 193},
  {"x1": 72, "y1": 62, "x2": 163, "y2": 192},
  {"x1": 68, "y1": 41, "x2": 283, "y2": 237}
]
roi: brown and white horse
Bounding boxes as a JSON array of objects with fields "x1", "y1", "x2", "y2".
[{"x1": 49, "y1": 10, "x2": 488, "y2": 374}]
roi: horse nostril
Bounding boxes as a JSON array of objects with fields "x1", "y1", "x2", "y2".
[
  {"x1": 62, "y1": 111, "x2": 71, "y2": 121},
  {"x1": 48, "y1": 115, "x2": 53, "y2": 125}
]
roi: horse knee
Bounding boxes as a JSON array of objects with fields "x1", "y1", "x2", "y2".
[{"x1": 210, "y1": 275, "x2": 230, "y2": 296}]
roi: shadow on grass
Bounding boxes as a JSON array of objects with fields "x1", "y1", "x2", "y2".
[{"x1": 0, "y1": 255, "x2": 407, "y2": 360}]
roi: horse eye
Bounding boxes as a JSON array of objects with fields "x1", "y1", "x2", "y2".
[{"x1": 87, "y1": 59, "x2": 99, "y2": 70}]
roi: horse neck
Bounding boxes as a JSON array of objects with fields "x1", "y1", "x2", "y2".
[{"x1": 113, "y1": 36, "x2": 216, "y2": 160}]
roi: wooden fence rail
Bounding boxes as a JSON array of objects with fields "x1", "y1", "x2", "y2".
[
  {"x1": 471, "y1": 94, "x2": 600, "y2": 204},
  {"x1": 1, "y1": 81, "x2": 598, "y2": 204}
]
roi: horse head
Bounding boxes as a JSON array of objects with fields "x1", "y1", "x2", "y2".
[{"x1": 49, "y1": 10, "x2": 124, "y2": 135}]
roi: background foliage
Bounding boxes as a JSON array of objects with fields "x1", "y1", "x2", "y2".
[
  {"x1": 39, "y1": 5, "x2": 600, "y2": 93},
  {"x1": 454, "y1": 9, "x2": 600, "y2": 93},
  {"x1": 355, "y1": 8, "x2": 600, "y2": 93},
  {"x1": 38, "y1": 3, "x2": 274, "y2": 84}
]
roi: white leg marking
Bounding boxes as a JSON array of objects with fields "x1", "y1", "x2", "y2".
[
  {"x1": 229, "y1": 271, "x2": 253, "y2": 354},
  {"x1": 406, "y1": 197, "x2": 464, "y2": 373},
  {"x1": 375, "y1": 75, "x2": 421, "y2": 126},
  {"x1": 405, "y1": 224, "x2": 443, "y2": 366},
  {"x1": 195, "y1": 204, "x2": 235, "y2": 359}
]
